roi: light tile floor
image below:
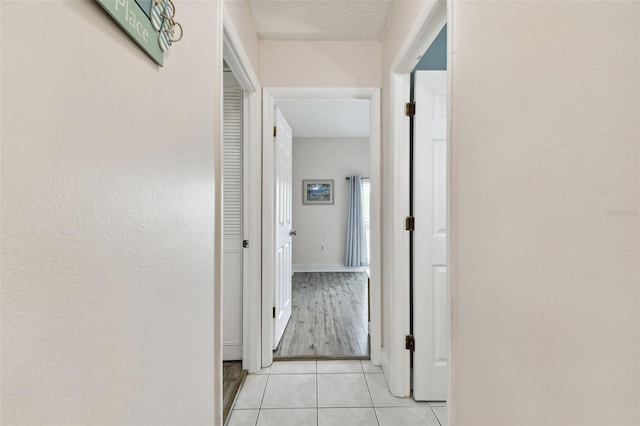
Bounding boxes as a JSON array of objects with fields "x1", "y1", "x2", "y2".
[{"x1": 226, "y1": 360, "x2": 447, "y2": 426}]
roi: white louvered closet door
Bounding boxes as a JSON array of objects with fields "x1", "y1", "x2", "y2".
[{"x1": 223, "y1": 84, "x2": 243, "y2": 361}]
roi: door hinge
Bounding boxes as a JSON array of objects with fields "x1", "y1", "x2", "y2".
[
  {"x1": 405, "y1": 102, "x2": 415, "y2": 117},
  {"x1": 405, "y1": 334, "x2": 415, "y2": 352},
  {"x1": 405, "y1": 216, "x2": 415, "y2": 231},
  {"x1": 273, "y1": 126, "x2": 277, "y2": 137},
  {"x1": 272, "y1": 307, "x2": 276, "y2": 318},
  {"x1": 243, "y1": 240, "x2": 249, "y2": 248}
]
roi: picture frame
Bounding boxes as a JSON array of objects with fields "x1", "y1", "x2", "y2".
[{"x1": 303, "y1": 179, "x2": 334, "y2": 205}]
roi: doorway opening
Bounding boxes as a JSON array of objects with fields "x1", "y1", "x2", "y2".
[
  {"x1": 220, "y1": 10, "x2": 265, "y2": 418},
  {"x1": 222, "y1": 61, "x2": 245, "y2": 364},
  {"x1": 220, "y1": 15, "x2": 263, "y2": 420},
  {"x1": 271, "y1": 98, "x2": 372, "y2": 359},
  {"x1": 384, "y1": 0, "x2": 450, "y2": 406},
  {"x1": 262, "y1": 88, "x2": 382, "y2": 367},
  {"x1": 221, "y1": 59, "x2": 253, "y2": 423}
]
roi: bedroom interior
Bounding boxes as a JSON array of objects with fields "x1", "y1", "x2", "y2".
[{"x1": 273, "y1": 98, "x2": 372, "y2": 360}]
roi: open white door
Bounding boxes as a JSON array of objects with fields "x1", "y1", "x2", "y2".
[
  {"x1": 222, "y1": 80, "x2": 243, "y2": 361},
  {"x1": 413, "y1": 70, "x2": 449, "y2": 401},
  {"x1": 273, "y1": 107, "x2": 293, "y2": 349}
]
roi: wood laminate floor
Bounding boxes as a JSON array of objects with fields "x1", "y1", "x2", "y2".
[{"x1": 274, "y1": 272, "x2": 369, "y2": 358}]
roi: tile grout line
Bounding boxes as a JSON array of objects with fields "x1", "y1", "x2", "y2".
[
  {"x1": 228, "y1": 372, "x2": 266, "y2": 426},
  {"x1": 254, "y1": 369, "x2": 271, "y2": 425},
  {"x1": 362, "y1": 367, "x2": 382, "y2": 426},
  {"x1": 430, "y1": 405, "x2": 443, "y2": 426}
]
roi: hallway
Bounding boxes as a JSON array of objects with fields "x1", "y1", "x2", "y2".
[
  {"x1": 227, "y1": 360, "x2": 446, "y2": 426},
  {"x1": 3, "y1": 1, "x2": 639, "y2": 425}
]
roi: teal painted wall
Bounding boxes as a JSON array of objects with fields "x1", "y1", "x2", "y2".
[{"x1": 414, "y1": 25, "x2": 447, "y2": 71}]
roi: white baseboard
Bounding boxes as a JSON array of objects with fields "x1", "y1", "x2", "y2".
[
  {"x1": 223, "y1": 343, "x2": 242, "y2": 361},
  {"x1": 292, "y1": 264, "x2": 368, "y2": 273}
]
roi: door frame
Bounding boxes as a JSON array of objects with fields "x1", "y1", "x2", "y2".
[
  {"x1": 385, "y1": 0, "x2": 450, "y2": 398},
  {"x1": 222, "y1": 7, "x2": 262, "y2": 374},
  {"x1": 262, "y1": 87, "x2": 382, "y2": 367}
]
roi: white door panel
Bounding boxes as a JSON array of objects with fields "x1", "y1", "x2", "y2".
[
  {"x1": 413, "y1": 70, "x2": 449, "y2": 401},
  {"x1": 223, "y1": 246, "x2": 243, "y2": 360},
  {"x1": 223, "y1": 84, "x2": 244, "y2": 361},
  {"x1": 273, "y1": 107, "x2": 293, "y2": 349}
]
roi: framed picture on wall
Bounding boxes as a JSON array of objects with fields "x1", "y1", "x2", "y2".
[{"x1": 303, "y1": 180, "x2": 334, "y2": 205}]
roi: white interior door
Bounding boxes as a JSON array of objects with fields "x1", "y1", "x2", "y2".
[
  {"x1": 413, "y1": 70, "x2": 449, "y2": 401},
  {"x1": 222, "y1": 80, "x2": 244, "y2": 360},
  {"x1": 273, "y1": 107, "x2": 293, "y2": 349}
]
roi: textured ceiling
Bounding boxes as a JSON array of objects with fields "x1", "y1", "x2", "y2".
[
  {"x1": 248, "y1": 0, "x2": 396, "y2": 41},
  {"x1": 276, "y1": 99, "x2": 370, "y2": 138}
]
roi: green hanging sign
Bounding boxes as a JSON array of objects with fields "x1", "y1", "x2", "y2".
[{"x1": 96, "y1": 0, "x2": 164, "y2": 66}]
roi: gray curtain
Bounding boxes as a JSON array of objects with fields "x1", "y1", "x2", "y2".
[{"x1": 344, "y1": 176, "x2": 368, "y2": 267}]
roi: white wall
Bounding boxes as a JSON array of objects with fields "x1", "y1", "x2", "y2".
[
  {"x1": 381, "y1": 1, "x2": 639, "y2": 424},
  {"x1": 449, "y1": 2, "x2": 639, "y2": 425},
  {"x1": 292, "y1": 137, "x2": 370, "y2": 269},
  {"x1": 1, "y1": 1, "x2": 222, "y2": 424},
  {"x1": 260, "y1": 41, "x2": 381, "y2": 87}
]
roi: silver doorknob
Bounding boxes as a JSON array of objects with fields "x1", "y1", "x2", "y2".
[{"x1": 290, "y1": 230, "x2": 297, "y2": 236}]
